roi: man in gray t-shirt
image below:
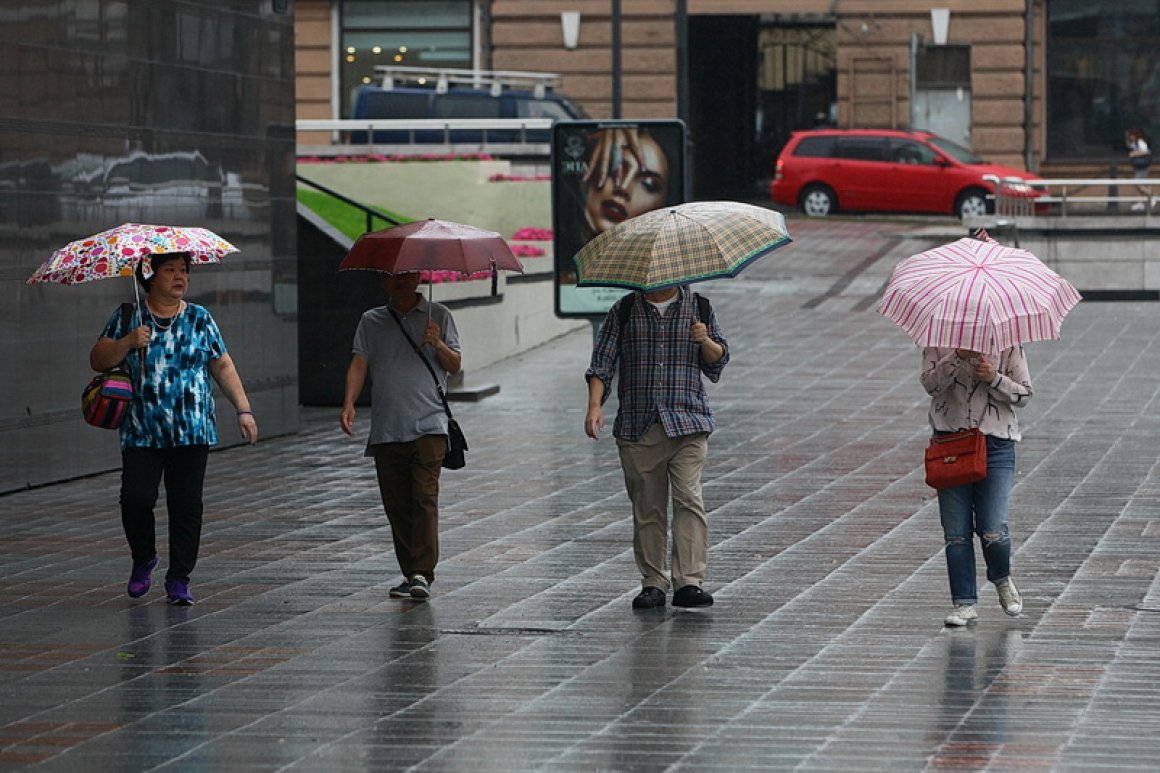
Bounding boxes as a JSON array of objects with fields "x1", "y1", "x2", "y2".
[{"x1": 340, "y1": 272, "x2": 461, "y2": 600}]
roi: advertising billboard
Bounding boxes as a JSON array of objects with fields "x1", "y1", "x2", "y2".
[{"x1": 552, "y1": 119, "x2": 687, "y2": 318}]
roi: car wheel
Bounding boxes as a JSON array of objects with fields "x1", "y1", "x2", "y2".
[
  {"x1": 800, "y1": 185, "x2": 836, "y2": 217},
  {"x1": 955, "y1": 188, "x2": 989, "y2": 219}
]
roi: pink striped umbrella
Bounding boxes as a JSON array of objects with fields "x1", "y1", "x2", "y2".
[{"x1": 877, "y1": 236, "x2": 1081, "y2": 352}]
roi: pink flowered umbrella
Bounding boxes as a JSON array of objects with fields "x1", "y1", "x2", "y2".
[
  {"x1": 27, "y1": 223, "x2": 238, "y2": 287},
  {"x1": 878, "y1": 234, "x2": 1081, "y2": 353}
]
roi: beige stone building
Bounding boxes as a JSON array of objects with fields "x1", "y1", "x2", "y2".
[{"x1": 296, "y1": 2, "x2": 1159, "y2": 195}]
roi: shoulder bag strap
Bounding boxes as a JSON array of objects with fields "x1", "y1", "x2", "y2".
[
  {"x1": 389, "y1": 308, "x2": 454, "y2": 422},
  {"x1": 116, "y1": 302, "x2": 136, "y2": 370}
]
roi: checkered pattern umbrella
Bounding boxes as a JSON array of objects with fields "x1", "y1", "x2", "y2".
[
  {"x1": 27, "y1": 223, "x2": 237, "y2": 285},
  {"x1": 878, "y1": 235, "x2": 1081, "y2": 352},
  {"x1": 572, "y1": 201, "x2": 792, "y2": 292}
]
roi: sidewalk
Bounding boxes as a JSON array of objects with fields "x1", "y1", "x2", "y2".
[{"x1": 4, "y1": 217, "x2": 1160, "y2": 771}]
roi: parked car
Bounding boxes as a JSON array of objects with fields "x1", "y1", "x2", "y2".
[
  {"x1": 769, "y1": 128, "x2": 1041, "y2": 218},
  {"x1": 348, "y1": 67, "x2": 585, "y2": 145}
]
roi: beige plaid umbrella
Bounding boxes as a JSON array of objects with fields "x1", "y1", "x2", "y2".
[{"x1": 572, "y1": 201, "x2": 791, "y2": 292}]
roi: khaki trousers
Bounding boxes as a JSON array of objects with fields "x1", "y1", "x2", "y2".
[
  {"x1": 616, "y1": 423, "x2": 710, "y2": 591},
  {"x1": 372, "y1": 435, "x2": 445, "y2": 581}
]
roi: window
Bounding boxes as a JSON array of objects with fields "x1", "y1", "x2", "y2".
[
  {"x1": 340, "y1": 1, "x2": 473, "y2": 116},
  {"x1": 793, "y1": 136, "x2": 836, "y2": 158},
  {"x1": 355, "y1": 90, "x2": 431, "y2": 119},
  {"x1": 835, "y1": 137, "x2": 887, "y2": 161},
  {"x1": 1047, "y1": 0, "x2": 1160, "y2": 160},
  {"x1": 890, "y1": 140, "x2": 937, "y2": 165},
  {"x1": 915, "y1": 45, "x2": 970, "y2": 89},
  {"x1": 433, "y1": 93, "x2": 501, "y2": 119}
]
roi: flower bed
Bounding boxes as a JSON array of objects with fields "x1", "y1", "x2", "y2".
[{"x1": 299, "y1": 152, "x2": 494, "y2": 164}]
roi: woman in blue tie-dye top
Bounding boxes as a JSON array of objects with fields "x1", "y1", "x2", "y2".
[{"x1": 90, "y1": 252, "x2": 258, "y2": 606}]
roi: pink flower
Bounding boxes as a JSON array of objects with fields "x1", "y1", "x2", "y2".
[{"x1": 511, "y1": 227, "x2": 553, "y2": 241}]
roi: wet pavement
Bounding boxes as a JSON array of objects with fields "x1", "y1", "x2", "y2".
[{"x1": 4, "y1": 216, "x2": 1160, "y2": 771}]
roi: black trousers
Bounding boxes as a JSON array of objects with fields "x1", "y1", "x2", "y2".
[{"x1": 120, "y1": 445, "x2": 209, "y2": 582}]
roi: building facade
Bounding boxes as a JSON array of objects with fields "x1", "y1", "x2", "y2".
[
  {"x1": 295, "y1": 1, "x2": 1160, "y2": 195},
  {"x1": 2, "y1": 1, "x2": 299, "y2": 492}
]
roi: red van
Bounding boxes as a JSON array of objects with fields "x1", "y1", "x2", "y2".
[{"x1": 769, "y1": 128, "x2": 1041, "y2": 219}]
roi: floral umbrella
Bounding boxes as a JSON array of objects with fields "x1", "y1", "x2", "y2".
[
  {"x1": 27, "y1": 223, "x2": 238, "y2": 287},
  {"x1": 28, "y1": 223, "x2": 239, "y2": 376}
]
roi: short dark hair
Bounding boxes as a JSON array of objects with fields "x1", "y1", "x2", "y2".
[{"x1": 136, "y1": 252, "x2": 192, "y2": 291}]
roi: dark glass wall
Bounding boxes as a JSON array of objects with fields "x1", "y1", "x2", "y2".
[
  {"x1": 1, "y1": 0, "x2": 298, "y2": 492},
  {"x1": 1047, "y1": 0, "x2": 1160, "y2": 160}
]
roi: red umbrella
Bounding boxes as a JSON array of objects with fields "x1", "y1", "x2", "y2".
[
  {"x1": 878, "y1": 234, "x2": 1081, "y2": 353},
  {"x1": 340, "y1": 218, "x2": 523, "y2": 296}
]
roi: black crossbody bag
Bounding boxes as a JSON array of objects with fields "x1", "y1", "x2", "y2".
[{"x1": 389, "y1": 309, "x2": 467, "y2": 469}]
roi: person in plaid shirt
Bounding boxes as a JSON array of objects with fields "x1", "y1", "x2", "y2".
[{"x1": 584, "y1": 285, "x2": 729, "y2": 609}]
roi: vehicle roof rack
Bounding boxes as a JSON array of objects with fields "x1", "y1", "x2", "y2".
[{"x1": 371, "y1": 66, "x2": 562, "y2": 98}]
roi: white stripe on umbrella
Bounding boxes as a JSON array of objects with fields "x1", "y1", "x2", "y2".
[{"x1": 878, "y1": 237, "x2": 1081, "y2": 352}]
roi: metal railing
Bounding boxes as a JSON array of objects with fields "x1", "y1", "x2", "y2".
[
  {"x1": 987, "y1": 174, "x2": 1160, "y2": 217},
  {"x1": 296, "y1": 118, "x2": 554, "y2": 156}
]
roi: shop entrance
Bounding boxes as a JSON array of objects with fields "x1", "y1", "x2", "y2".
[{"x1": 688, "y1": 16, "x2": 836, "y2": 200}]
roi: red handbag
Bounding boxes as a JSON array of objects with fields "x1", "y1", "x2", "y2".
[{"x1": 925, "y1": 428, "x2": 987, "y2": 489}]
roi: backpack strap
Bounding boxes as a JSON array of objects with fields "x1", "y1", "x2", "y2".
[
  {"x1": 695, "y1": 293, "x2": 711, "y2": 325},
  {"x1": 615, "y1": 292, "x2": 636, "y2": 329}
]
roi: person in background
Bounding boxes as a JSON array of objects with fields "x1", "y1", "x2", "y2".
[
  {"x1": 1125, "y1": 127, "x2": 1153, "y2": 210},
  {"x1": 340, "y1": 271, "x2": 461, "y2": 601},
  {"x1": 584, "y1": 284, "x2": 728, "y2": 610},
  {"x1": 90, "y1": 251, "x2": 258, "y2": 606},
  {"x1": 921, "y1": 346, "x2": 1031, "y2": 626}
]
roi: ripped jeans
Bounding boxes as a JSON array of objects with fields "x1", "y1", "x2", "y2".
[{"x1": 936, "y1": 435, "x2": 1016, "y2": 606}]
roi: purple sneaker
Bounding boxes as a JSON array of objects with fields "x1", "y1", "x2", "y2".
[
  {"x1": 164, "y1": 580, "x2": 194, "y2": 606},
  {"x1": 127, "y1": 557, "x2": 158, "y2": 599}
]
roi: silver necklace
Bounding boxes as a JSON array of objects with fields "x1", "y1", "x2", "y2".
[{"x1": 147, "y1": 302, "x2": 181, "y2": 332}]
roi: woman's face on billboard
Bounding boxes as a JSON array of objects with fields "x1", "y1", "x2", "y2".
[{"x1": 583, "y1": 130, "x2": 671, "y2": 236}]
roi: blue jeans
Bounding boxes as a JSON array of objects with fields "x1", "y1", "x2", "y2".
[{"x1": 936, "y1": 435, "x2": 1016, "y2": 605}]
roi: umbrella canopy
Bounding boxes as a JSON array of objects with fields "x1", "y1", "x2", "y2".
[
  {"x1": 572, "y1": 200, "x2": 792, "y2": 292},
  {"x1": 27, "y1": 223, "x2": 238, "y2": 286},
  {"x1": 878, "y1": 236, "x2": 1082, "y2": 353},
  {"x1": 340, "y1": 218, "x2": 524, "y2": 276}
]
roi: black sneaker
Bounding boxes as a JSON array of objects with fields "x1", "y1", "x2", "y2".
[
  {"x1": 389, "y1": 579, "x2": 411, "y2": 598},
  {"x1": 672, "y1": 585, "x2": 713, "y2": 608},
  {"x1": 632, "y1": 587, "x2": 666, "y2": 609},
  {"x1": 409, "y1": 574, "x2": 431, "y2": 600}
]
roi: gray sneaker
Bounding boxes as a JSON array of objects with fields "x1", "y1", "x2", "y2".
[
  {"x1": 944, "y1": 605, "x2": 978, "y2": 626},
  {"x1": 996, "y1": 579, "x2": 1022, "y2": 616}
]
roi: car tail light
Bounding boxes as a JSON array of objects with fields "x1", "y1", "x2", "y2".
[{"x1": 774, "y1": 159, "x2": 783, "y2": 181}]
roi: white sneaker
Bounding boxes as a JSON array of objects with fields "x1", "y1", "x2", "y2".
[
  {"x1": 944, "y1": 605, "x2": 978, "y2": 626},
  {"x1": 996, "y1": 579, "x2": 1022, "y2": 616}
]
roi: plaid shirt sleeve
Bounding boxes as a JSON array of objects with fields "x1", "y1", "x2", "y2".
[{"x1": 584, "y1": 306, "x2": 621, "y2": 402}]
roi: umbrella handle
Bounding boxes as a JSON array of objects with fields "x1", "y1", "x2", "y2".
[
  {"x1": 491, "y1": 259, "x2": 498, "y2": 296},
  {"x1": 132, "y1": 278, "x2": 146, "y2": 388}
]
